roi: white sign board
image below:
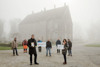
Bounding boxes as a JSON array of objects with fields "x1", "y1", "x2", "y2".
[
  {"x1": 57, "y1": 45, "x2": 64, "y2": 49},
  {"x1": 37, "y1": 42, "x2": 46, "y2": 47},
  {"x1": 31, "y1": 42, "x2": 34, "y2": 47}
]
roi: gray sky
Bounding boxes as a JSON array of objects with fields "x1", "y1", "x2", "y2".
[
  {"x1": 0, "y1": 0, "x2": 100, "y2": 22},
  {"x1": 0, "y1": 0, "x2": 100, "y2": 40},
  {"x1": 0, "y1": 0, "x2": 69, "y2": 21}
]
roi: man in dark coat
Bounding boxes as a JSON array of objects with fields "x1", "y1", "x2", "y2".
[
  {"x1": 46, "y1": 40, "x2": 52, "y2": 56},
  {"x1": 56, "y1": 39, "x2": 61, "y2": 53},
  {"x1": 27, "y1": 34, "x2": 39, "y2": 65},
  {"x1": 68, "y1": 39, "x2": 72, "y2": 56}
]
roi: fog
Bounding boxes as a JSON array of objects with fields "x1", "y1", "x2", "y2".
[{"x1": 0, "y1": 0, "x2": 100, "y2": 43}]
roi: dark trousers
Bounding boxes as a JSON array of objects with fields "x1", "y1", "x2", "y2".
[
  {"x1": 13, "y1": 48, "x2": 18, "y2": 55},
  {"x1": 63, "y1": 54, "x2": 67, "y2": 63},
  {"x1": 24, "y1": 49, "x2": 27, "y2": 53},
  {"x1": 30, "y1": 54, "x2": 37, "y2": 64},
  {"x1": 57, "y1": 49, "x2": 60, "y2": 53},
  {"x1": 38, "y1": 47, "x2": 42, "y2": 52}
]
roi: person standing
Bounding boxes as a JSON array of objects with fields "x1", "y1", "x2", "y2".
[
  {"x1": 56, "y1": 39, "x2": 61, "y2": 53},
  {"x1": 68, "y1": 39, "x2": 72, "y2": 56},
  {"x1": 11, "y1": 37, "x2": 19, "y2": 56},
  {"x1": 27, "y1": 34, "x2": 39, "y2": 65},
  {"x1": 22, "y1": 39, "x2": 28, "y2": 53},
  {"x1": 46, "y1": 40, "x2": 52, "y2": 56},
  {"x1": 62, "y1": 39, "x2": 68, "y2": 64},
  {"x1": 38, "y1": 39, "x2": 42, "y2": 52}
]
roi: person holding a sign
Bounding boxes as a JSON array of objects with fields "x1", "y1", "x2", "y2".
[
  {"x1": 27, "y1": 34, "x2": 39, "y2": 65},
  {"x1": 46, "y1": 40, "x2": 52, "y2": 56},
  {"x1": 62, "y1": 39, "x2": 68, "y2": 64},
  {"x1": 38, "y1": 39, "x2": 42, "y2": 52},
  {"x1": 56, "y1": 39, "x2": 61, "y2": 53}
]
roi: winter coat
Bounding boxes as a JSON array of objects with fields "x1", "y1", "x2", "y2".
[
  {"x1": 68, "y1": 41, "x2": 72, "y2": 50},
  {"x1": 56, "y1": 40, "x2": 61, "y2": 46},
  {"x1": 12, "y1": 40, "x2": 18, "y2": 49},
  {"x1": 22, "y1": 40, "x2": 28, "y2": 46},
  {"x1": 27, "y1": 38, "x2": 37, "y2": 54},
  {"x1": 62, "y1": 43, "x2": 68, "y2": 55},
  {"x1": 46, "y1": 41, "x2": 52, "y2": 48}
]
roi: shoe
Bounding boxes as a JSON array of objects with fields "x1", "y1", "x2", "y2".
[
  {"x1": 16, "y1": 54, "x2": 19, "y2": 56},
  {"x1": 68, "y1": 54, "x2": 70, "y2": 56},
  {"x1": 63, "y1": 62, "x2": 67, "y2": 64},
  {"x1": 13, "y1": 54, "x2": 15, "y2": 56},
  {"x1": 30, "y1": 63, "x2": 32, "y2": 65},
  {"x1": 35, "y1": 63, "x2": 39, "y2": 65}
]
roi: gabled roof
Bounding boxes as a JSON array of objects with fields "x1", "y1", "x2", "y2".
[{"x1": 20, "y1": 6, "x2": 70, "y2": 24}]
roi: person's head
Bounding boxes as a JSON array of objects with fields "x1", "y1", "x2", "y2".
[
  {"x1": 14, "y1": 37, "x2": 17, "y2": 41},
  {"x1": 58, "y1": 38, "x2": 60, "y2": 40},
  {"x1": 68, "y1": 39, "x2": 70, "y2": 41},
  {"x1": 63, "y1": 39, "x2": 67, "y2": 44},
  {"x1": 38, "y1": 39, "x2": 40, "y2": 41},
  {"x1": 47, "y1": 39, "x2": 50, "y2": 42},
  {"x1": 24, "y1": 39, "x2": 27, "y2": 41},
  {"x1": 31, "y1": 34, "x2": 34, "y2": 39}
]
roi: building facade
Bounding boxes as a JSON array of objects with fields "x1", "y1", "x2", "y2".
[{"x1": 19, "y1": 6, "x2": 73, "y2": 42}]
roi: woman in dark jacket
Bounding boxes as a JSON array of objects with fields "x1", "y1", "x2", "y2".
[{"x1": 62, "y1": 39, "x2": 68, "y2": 64}]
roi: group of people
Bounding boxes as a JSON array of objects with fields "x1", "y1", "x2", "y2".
[
  {"x1": 56, "y1": 39, "x2": 72, "y2": 64},
  {"x1": 56, "y1": 39, "x2": 72, "y2": 56},
  {"x1": 11, "y1": 34, "x2": 72, "y2": 65}
]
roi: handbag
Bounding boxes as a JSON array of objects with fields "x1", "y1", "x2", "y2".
[{"x1": 62, "y1": 49, "x2": 66, "y2": 54}]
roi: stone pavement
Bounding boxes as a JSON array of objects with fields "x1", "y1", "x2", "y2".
[{"x1": 0, "y1": 43, "x2": 100, "y2": 67}]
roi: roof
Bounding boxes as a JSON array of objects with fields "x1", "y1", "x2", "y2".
[{"x1": 20, "y1": 6, "x2": 70, "y2": 24}]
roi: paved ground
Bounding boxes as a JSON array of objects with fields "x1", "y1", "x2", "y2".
[{"x1": 0, "y1": 43, "x2": 100, "y2": 67}]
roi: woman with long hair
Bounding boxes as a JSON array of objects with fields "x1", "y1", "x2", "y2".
[{"x1": 62, "y1": 39, "x2": 68, "y2": 64}]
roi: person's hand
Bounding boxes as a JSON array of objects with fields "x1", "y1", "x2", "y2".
[
  {"x1": 31, "y1": 46, "x2": 34, "y2": 48},
  {"x1": 62, "y1": 49, "x2": 64, "y2": 51},
  {"x1": 63, "y1": 43, "x2": 65, "y2": 45}
]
